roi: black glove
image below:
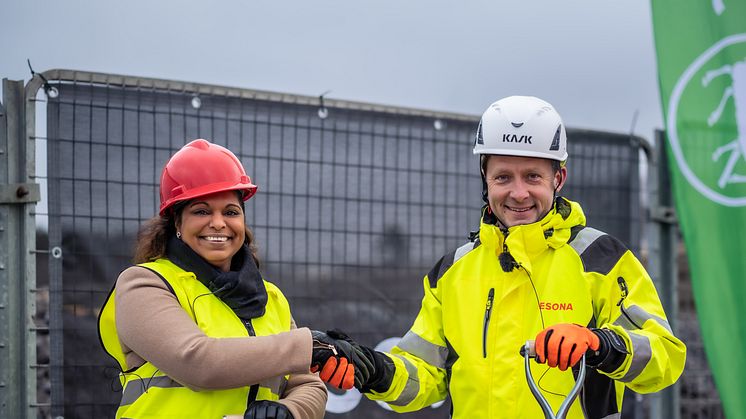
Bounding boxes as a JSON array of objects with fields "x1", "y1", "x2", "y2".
[
  {"x1": 585, "y1": 328, "x2": 629, "y2": 373},
  {"x1": 244, "y1": 400, "x2": 293, "y2": 419},
  {"x1": 356, "y1": 345, "x2": 396, "y2": 394},
  {"x1": 326, "y1": 329, "x2": 375, "y2": 382},
  {"x1": 311, "y1": 330, "x2": 373, "y2": 389}
]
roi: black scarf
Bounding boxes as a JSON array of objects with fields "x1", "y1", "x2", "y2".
[{"x1": 166, "y1": 235, "x2": 267, "y2": 320}]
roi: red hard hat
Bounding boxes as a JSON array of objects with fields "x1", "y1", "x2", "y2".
[{"x1": 159, "y1": 139, "x2": 257, "y2": 215}]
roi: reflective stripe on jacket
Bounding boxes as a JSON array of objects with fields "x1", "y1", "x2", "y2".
[
  {"x1": 366, "y1": 198, "x2": 686, "y2": 419},
  {"x1": 98, "y1": 258, "x2": 293, "y2": 418}
]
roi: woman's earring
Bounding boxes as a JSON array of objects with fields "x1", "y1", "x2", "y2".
[{"x1": 176, "y1": 232, "x2": 181, "y2": 239}]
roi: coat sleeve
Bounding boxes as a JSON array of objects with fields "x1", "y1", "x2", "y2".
[
  {"x1": 591, "y1": 246, "x2": 686, "y2": 393},
  {"x1": 115, "y1": 267, "x2": 313, "y2": 390},
  {"x1": 276, "y1": 372, "x2": 327, "y2": 419},
  {"x1": 276, "y1": 318, "x2": 327, "y2": 419},
  {"x1": 364, "y1": 272, "x2": 449, "y2": 412}
]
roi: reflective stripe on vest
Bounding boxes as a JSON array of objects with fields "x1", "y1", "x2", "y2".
[
  {"x1": 119, "y1": 375, "x2": 288, "y2": 407},
  {"x1": 121, "y1": 376, "x2": 183, "y2": 406}
]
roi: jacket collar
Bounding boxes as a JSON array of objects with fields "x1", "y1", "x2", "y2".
[{"x1": 478, "y1": 197, "x2": 586, "y2": 271}]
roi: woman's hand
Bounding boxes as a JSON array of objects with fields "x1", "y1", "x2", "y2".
[{"x1": 243, "y1": 400, "x2": 293, "y2": 419}]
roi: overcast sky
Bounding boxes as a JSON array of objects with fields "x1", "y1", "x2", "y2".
[{"x1": 1, "y1": 0, "x2": 662, "y2": 141}]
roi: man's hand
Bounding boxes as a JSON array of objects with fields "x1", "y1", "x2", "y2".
[
  {"x1": 325, "y1": 329, "x2": 375, "y2": 384},
  {"x1": 355, "y1": 345, "x2": 396, "y2": 394},
  {"x1": 311, "y1": 330, "x2": 373, "y2": 390},
  {"x1": 535, "y1": 323, "x2": 600, "y2": 371},
  {"x1": 244, "y1": 400, "x2": 293, "y2": 419}
]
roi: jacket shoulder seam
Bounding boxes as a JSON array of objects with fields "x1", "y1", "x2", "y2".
[
  {"x1": 136, "y1": 264, "x2": 177, "y2": 296},
  {"x1": 568, "y1": 227, "x2": 628, "y2": 275},
  {"x1": 427, "y1": 240, "x2": 480, "y2": 288}
]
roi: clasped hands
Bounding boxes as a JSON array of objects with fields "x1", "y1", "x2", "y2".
[{"x1": 310, "y1": 329, "x2": 374, "y2": 390}]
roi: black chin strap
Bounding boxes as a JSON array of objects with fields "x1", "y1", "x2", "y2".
[
  {"x1": 480, "y1": 169, "x2": 489, "y2": 204},
  {"x1": 552, "y1": 169, "x2": 565, "y2": 202}
]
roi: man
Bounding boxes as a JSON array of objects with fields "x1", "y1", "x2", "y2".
[{"x1": 322, "y1": 96, "x2": 686, "y2": 418}]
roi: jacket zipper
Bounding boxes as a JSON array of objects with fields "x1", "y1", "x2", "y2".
[
  {"x1": 617, "y1": 276, "x2": 642, "y2": 329},
  {"x1": 244, "y1": 319, "x2": 260, "y2": 405},
  {"x1": 482, "y1": 288, "x2": 495, "y2": 358},
  {"x1": 312, "y1": 341, "x2": 338, "y2": 355}
]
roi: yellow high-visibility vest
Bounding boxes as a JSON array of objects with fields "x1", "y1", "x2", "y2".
[{"x1": 98, "y1": 258, "x2": 292, "y2": 419}]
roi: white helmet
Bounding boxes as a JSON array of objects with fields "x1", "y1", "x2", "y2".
[{"x1": 473, "y1": 96, "x2": 567, "y2": 162}]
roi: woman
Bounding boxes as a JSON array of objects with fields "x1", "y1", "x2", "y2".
[{"x1": 98, "y1": 139, "x2": 366, "y2": 419}]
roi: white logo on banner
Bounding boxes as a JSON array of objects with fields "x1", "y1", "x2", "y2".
[
  {"x1": 667, "y1": 33, "x2": 746, "y2": 206},
  {"x1": 712, "y1": 0, "x2": 725, "y2": 15}
]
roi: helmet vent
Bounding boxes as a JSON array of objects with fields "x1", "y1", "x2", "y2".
[
  {"x1": 549, "y1": 125, "x2": 562, "y2": 151},
  {"x1": 475, "y1": 121, "x2": 484, "y2": 145},
  {"x1": 511, "y1": 122, "x2": 524, "y2": 128}
]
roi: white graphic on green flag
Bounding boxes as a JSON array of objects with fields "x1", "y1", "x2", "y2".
[
  {"x1": 704, "y1": 58, "x2": 746, "y2": 187},
  {"x1": 712, "y1": 0, "x2": 725, "y2": 15},
  {"x1": 666, "y1": 34, "x2": 746, "y2": 206}
]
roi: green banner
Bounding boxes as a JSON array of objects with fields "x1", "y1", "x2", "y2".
[{"x1": 651, "y1": 1, "x2": 746, "y2": 417}]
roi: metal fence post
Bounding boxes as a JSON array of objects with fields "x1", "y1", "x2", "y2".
[
  {"x1": 647, "y1": 129, "x2": 680, "y2": 419},
  {"x1": 1, "y1": 79, "x2": 39, "y2": 419}
]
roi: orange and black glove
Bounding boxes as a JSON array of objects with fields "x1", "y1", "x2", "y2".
[
  {"x1": 535, "y1": 323, "x2": 600, "y2": 371},
  {"x1": 310, "y1": 330, "x2": 373, "y2": 390},
  {"x1": 535, "y1": 324, "x2": 629, "y2": 372},
  {"x1": 312, "y1": 330, "x2": 394, "y2": 394}
]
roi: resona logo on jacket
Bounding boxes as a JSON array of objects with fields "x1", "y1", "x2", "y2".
[
  {"x1": 667, "y1": 31, "x2": 746, "y2": 206},
  {"x1": 539, "y1": 301, "x2": 574, "y2": 311}
]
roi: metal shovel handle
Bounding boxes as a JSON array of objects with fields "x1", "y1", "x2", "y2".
[{"x1": 521, "y1": 340, "x2": 586, "y2": 419}]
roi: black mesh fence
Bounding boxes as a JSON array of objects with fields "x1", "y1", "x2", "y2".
[{"x1": 36, "y1": 71, "x2": 645, "y2": 418}]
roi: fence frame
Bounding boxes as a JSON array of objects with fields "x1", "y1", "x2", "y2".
[
  {"x1": 647, "y1": 129, "x2": 680, "y2": 419},
  {"x1": 27, "y1": 69, "x2": 477, "y2": 123},
  {"x1": 1, "y1": 78, "x2": 40, "y2": 419}
]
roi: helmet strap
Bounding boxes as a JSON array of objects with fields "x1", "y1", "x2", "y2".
[{"x1": 547, "y1": 169, "x2": 565, "y2": 217}]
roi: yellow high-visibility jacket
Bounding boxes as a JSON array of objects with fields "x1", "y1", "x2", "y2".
[
  {"x1": 366, "y1": 198, "x2": 686, "y2": 419},
  {"x1": 98, "y1": 258, "x2": 293, "y2": 419}
]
